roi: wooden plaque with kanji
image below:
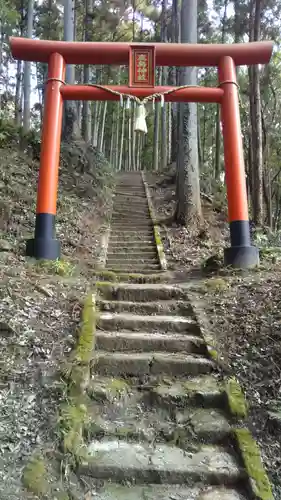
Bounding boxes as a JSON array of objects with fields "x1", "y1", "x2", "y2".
[{"x1": 129, "y1": 46, "x2": 155, "y2": 88}]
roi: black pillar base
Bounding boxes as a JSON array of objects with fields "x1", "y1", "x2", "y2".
[
  {"x1": 224, "y1": 245, "x2": 259, "y2": 269},
  {"x1": 26, "y1": 237, "x2": 61, "y2": 260},
  {"x1": 26, "y1": 213, "x2": 60, "y2": 260}
]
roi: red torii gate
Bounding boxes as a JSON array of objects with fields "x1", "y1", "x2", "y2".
[{"x1": 10, "y1": 37, "x2": 273, "y2": 268}]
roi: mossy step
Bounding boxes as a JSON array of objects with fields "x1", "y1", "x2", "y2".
[
  {"x1": 77, "y1": 483, "x2": 248, "y2": 500},
  {"x1": 106, "y1": 256, "x2": 159, "y2": 262},
  {"x1": 95, "y1": 331, "x2": 207, "y2": 355},
  {"x1": 96, "y1": 283, "x2": 188, "y2": 302},
  {"x1": 97, "y1": 298, "x2": 194, "y2": 316},
  {"x1": 106, "y1": 252, "x2": 158, "y2": 259},
  {"x1": 105, "y1": 267, "x2": 162, "y2": 274},
  {"x1": 79, "y1": 440, "x2": 244, "y2": 485},
  {"x1": 93, "y1": 351, "x2": 214, "y2": 377},
  {"x1": 87, "y1": 390, "x2": 231, "y2": 444},
  {"x1": 106, "y1": 260, "x2": 160, "y2": 267},
  {"x1": 150, "y1": 376, "x2": 224, "y2": 409},
  {"x1": 98, "y1": 312, "x2": 200, "y2": 333}
]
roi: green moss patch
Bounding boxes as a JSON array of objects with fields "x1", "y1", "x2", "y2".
[
  {"x1": 225, "y1": 377, "x2": 248, "y2": 418},
  {"x1": 59, "y1": 401, "x2": 90, "y2": 460},
  {"x1": 234, "y1": 428, "x2": 273, "y2": 500},
  {"x1": 22, "y1": 454, "x2": 48, "y2": 495},
  {"x1": 75, "y1": 292, "x2": 97, "y2": 364},
  {"x1": 31, "y1": 258, "x2": 76, "y2": 277},
  {"x1": 57, "y1": 292, "x2": 97, "y2": 465}
]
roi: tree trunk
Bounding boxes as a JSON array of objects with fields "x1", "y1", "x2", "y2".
[
  {"x1": 98, "y1": 102, "x2": 107, "y2": 152},
  {"x1": 118, "y1": 105, "x2": 125, "y2": 171},
  {"x1": 82, "y1": 0, "x2": 93, "y2": 142},
  {"x1": 63, "y1": 0, "x2": 80, "y2": 140},
  {"x1": 249, "y1": 0, "x2": 263, "y2": 225},
  {"x1": 176, "y1": 0, "x2": 202, "y2": 226},
  {"x1": 23, "y1": 0, "x2": 34, "y2": 132},
  {"x1": 160, "y1": 0, "x2": 168, "y2": 171},
  {"x1": 14, "y1": 0, "x2": 24, "y2": 126},
  {"x1": 215, "y1": 0, "x2": 227, "y2": 179}
]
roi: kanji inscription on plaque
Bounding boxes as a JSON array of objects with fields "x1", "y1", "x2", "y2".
[{"x1": 129, "y1": 46, "x2": 155, "y2": 88}]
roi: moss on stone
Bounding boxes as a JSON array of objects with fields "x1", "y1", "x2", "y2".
[
  {"x1": 55, "y1": 492, "x2": 70, "y2": 500},
  {"x1": 69, "y1": 363, "x2": 90, "y2": 395},
  {"x1": 208, "y1": 348, "x2": 219, "y2": 362},
  {"x1": 35, "y1": 258, "x2": 76, "y2": 277},
  {"x1": 59, "y1": 401, "x2": 90, "y2": 460},
  {"x1": 106, "y1": 377, "x2": 130, "y2": 397},
  {"x1": 234, "y1": 428, "x2": 273, "y2": 500},
  {"x1": 22, "y1": 455, "x2": 48, "y2": 495},
  {"x1": 204, "y1": 278, "x2": 229, "y2": 293},
  {"x1": 225, "y1": 377, "x2": 248, "y2": 418},
  {"x1": 74, "y1": 292, "x2": 97, "y2": 364}
]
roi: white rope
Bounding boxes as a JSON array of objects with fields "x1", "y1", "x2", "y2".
[
  {"x1": 87, "y1": 82, "x2": 202, "y2": 107},
  {"x1": 85, "y1": 81, "x2": 240, "y2": 134}
]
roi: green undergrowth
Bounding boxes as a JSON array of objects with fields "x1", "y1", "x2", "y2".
[
  {"x1": 22, "y1": 454, "x2": 48, "y2": 496},
  {"x1": 59, "y1": 400, "x2": 90, "y2": 461},
  {"x1": 234, "y1": 428, "x2": 273, "y2": 500},
  {"x1": 225, "y1": 377, "x2": 248, "y2": 419},
  {"x1": 29, "y1": 258, "x2": 76, "y2": 277}
]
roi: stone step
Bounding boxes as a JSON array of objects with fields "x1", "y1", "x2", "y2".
[
  {"x1": 96, "y1": 283, "x2": 188, "y2": 302},
  {"x1": 113, "y1": 200, "x2": 148, "y2": 206},
  {"x1": 93, "y1": 351, "x2": 214, "y2": 377},
  {"x1": 87, "y1": 385, "x2": 231, "y2": 444},
  {"x1": 98, "y1": 312, "x2": 200, "y2": 333},
  {"x1": 110, "y1": 224, "x2": 153, "y2": 230},
  {"x1": 79, "y1": 440, "x2": 244, "y2": 485},
  {"x1": 108, "y1": 242, "x2": 155, "y2": 249},
  {"x1": 106, "y1": 259, "x2": 160, "y2": 267},
  {"x1": 150, "y1": 375, "x2": 225, "y2": 410},
  {"x1": 111, "y1": 218, "x2": 152, "y2": 224},
  {"x1": 106, "y1": 252, "x2": 158, "y2": 260},
  {"x1": 96, "y1": 299, "x2": 194, "y2": 316},
  {"x1": 110, "y1": 230, "x2": 154, "y2": 236},
  {"x1": 79, "y1": 483, "x2": 248, "y2": 500},
  {"x1": 95, "y1": 331, "x2": 207, "y2": 354},
  {"x1": 106, "y1": 266, "x2": 162, "y2": 274},
  {"x1": 114, "y1": 191, "x2": 146, "y2": 196},
  {"x1": 113, "y1": 194, "x2": 147, "y2": 199},
  {"x1": 112, "y1": 216, "x2": 151, "y2": 223},
  {"x1": 108, "y1": 237, "x2": 155, "y2": 244}
]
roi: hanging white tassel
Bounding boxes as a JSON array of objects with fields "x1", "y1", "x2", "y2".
[
  {"x1": 134, "y1": 103, "x2": 147, "y2": 134},
  {"x1": 120, "y1": 94, "x2": 123, "y2": 107},
  {"x1": 126, "y1": 97, "x2": 131, "y2": 110}
]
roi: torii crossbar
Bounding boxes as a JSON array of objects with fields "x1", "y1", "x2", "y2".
[{"x1": 10, "y1": 37, "x2": 273, "y2": 268}]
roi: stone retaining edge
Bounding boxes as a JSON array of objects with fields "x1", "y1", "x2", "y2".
[
  {"x1": 141, "y1": 172, "x2": 167, "y2": 271},
  {"x1": 58, "y1": 292, "x2": 97, "y2": 463},
  {"x1": 97, "y1": 226, "x2": 111, "y2": 269}
]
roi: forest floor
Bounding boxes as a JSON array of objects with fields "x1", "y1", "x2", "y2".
[
  {"x1": 0, "y1": 150, "x2": 280, "y2": 498},
  {"x1": 147, "y1": 170, "x2": 281, "y2": 498},
  {"x1": 0, "y1": 145, "x2": 114, "y2": 499}
]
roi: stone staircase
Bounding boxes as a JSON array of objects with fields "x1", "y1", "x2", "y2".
[
  {"x1": 80, "y1": 282, "x2": 252, "y2": 500},
  {"x1": 105, "y1": 172, "x2": 161, "y2": 274}
]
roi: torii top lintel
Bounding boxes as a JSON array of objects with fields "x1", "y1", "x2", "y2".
[{"x1": 10, "y1": 37, "x2": 273, "y2": 67}]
